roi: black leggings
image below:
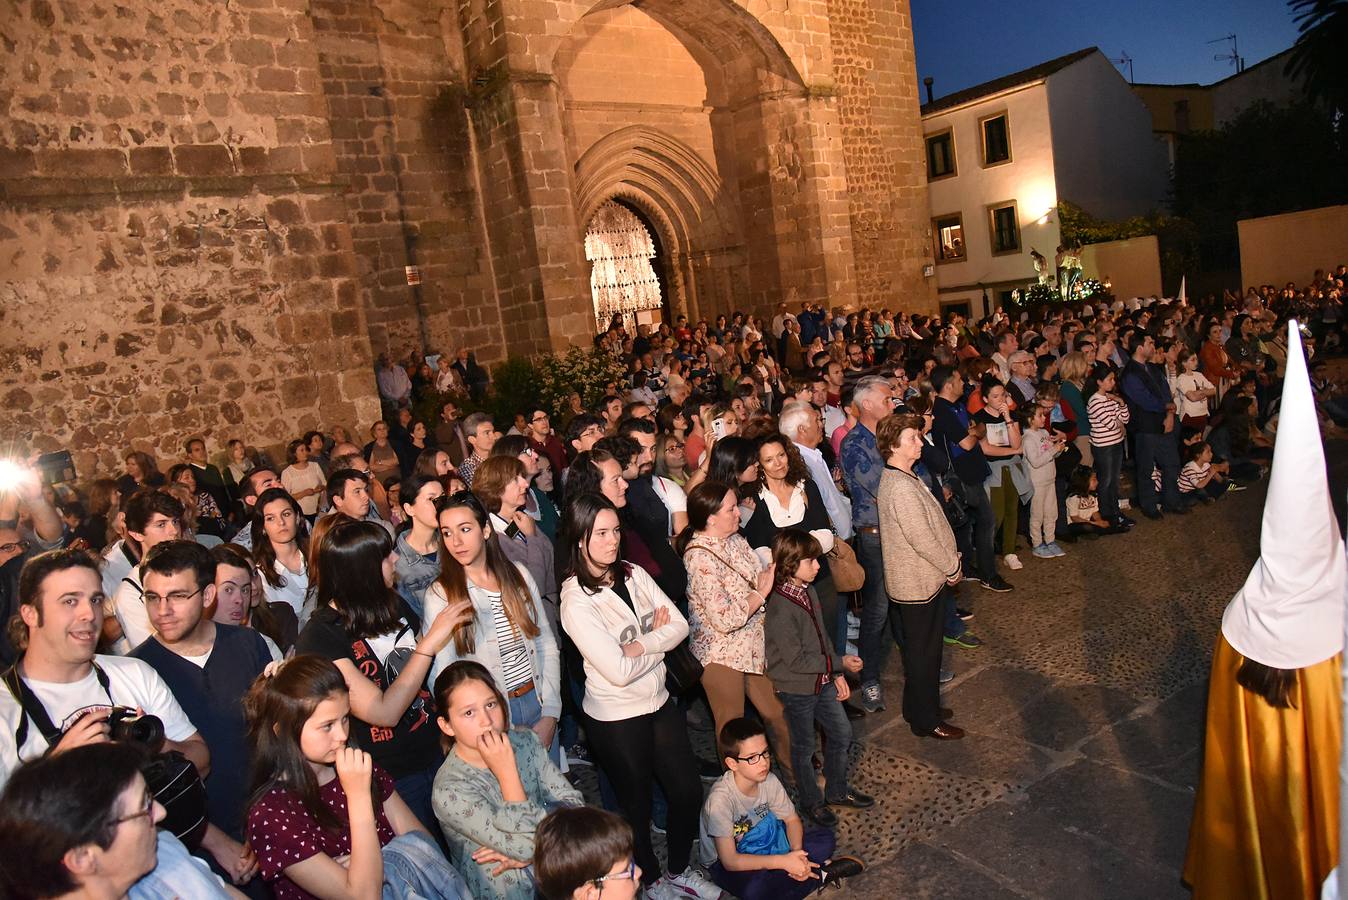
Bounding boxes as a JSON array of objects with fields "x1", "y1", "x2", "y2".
[{"x1": 587, "y1": 700, "x2": 702, "y2": 884}]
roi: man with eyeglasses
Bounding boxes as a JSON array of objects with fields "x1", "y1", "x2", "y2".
[
  {"x1": 0, "y1": 464, "x2": 66, "y2": 668},
  {"x1": 0, "y1": 549, "x2": 208, "y2": 791},
  {"x1": 524, "y1": 406, "x2": 567, "y2": 477},
  {"x1": 565, "y1": 414, "x2": 606, "y2": 462},
  {"x1": 132, "y1": 540, "x2": 270, "y2": 889},
  {"x1": 0, "y1": 743, "x2": 237, "y2": 899}
]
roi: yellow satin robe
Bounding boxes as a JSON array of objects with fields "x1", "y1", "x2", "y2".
[{"x1": 1184, "y1": 635, "x2": 1341, "y2": 899}]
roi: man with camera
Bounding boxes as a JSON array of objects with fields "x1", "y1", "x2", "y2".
[
  {"x1": 0, "y1": 548, "x2": 208, "y2": 789},
  {"x1": 131, "y1": 540, "x2": 271, "y2": 890}
]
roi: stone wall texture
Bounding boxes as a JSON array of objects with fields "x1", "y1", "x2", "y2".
[{"x1": 1, "y1": 0, "x2": 935, "y2": 471}]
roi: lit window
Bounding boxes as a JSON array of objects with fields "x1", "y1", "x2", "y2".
[{"x1": 933, "y1": 214, "x2": 965, "y2": 262}]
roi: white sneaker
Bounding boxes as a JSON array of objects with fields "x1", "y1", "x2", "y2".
[
  {"x1": 661, "y1": 867, "x2": 726, "y2": 900},
  {"x1": 645, "y1": 878, "x2": 683, "y2": 900},
  {"x1": 1003, "y1": 553, "x2": 1023, "y2": 570}
]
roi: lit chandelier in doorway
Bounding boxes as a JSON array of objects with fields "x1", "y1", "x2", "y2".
[{"x1": 585, "y1": 200, "x2": 662, "y2": 332}]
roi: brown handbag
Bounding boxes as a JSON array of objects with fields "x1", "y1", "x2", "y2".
[{"x1": 827, "y1": 537, "x2": 866, "y2": 592}]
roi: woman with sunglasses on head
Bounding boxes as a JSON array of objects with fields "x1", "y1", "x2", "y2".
[
  {"x1": 558, "y1": 494, "x2": 716, "y2": 900},
  {"x1": 472, "y1": 455, "x2": 560, "y2": 632},
  {"x1": 424, "y1": 491, "x2": 562, "y2": 765},
  {"x1": 490, "y1": 434, "x2": 561, "y2": 543},
  {"x1": 296, "y1": 519, "x2": 473, "y2": 837}
]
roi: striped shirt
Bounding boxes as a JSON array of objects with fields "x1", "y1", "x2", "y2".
[
  {"x1": 1086, "y1": 393, "x2": 1130, "y2": 447},
  {"x1": 486, "y1": 589, "x2": 533, "y2": 690},
  {"x1": 1179, "y1": 461, "x2": 1209, "y2": 494}
]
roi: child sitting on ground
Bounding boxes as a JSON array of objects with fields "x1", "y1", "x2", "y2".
[
  {"x1": 1020, "y1": 404, "x2": 1067, "y2": 559},
  {"x1": 699, "y1": 718, "x2": 865, "y2": 900},
  {"x1": 533, "y1": 807, "x2": 640, "y2": 900},
  {"x1": 432, "y1": 661, "x2": 583, "y2": 900},
  {"x1": 764, "y1": 529, "x2": 872, "y2": 828},
  {"x1": 1179, "y1": 441, "x2": 1242, "y2": 502},
  {"x1": 1065, "y1": 468, "x2": 1112, "y2": 536}
]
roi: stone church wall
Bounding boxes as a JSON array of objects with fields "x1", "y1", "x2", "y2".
[
  {"x1": 0, "y1": 0, "x2": 381, "y2": 475},
  {"x1": 1, "y1": 0, "x2": 935, "y2": 474}
]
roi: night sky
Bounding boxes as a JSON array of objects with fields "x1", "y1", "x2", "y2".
[{"x1": 912, "y1": 0, "x2": 1302, "y2": 99}]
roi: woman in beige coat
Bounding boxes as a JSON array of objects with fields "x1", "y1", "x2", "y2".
[{"x1": 876, "y1": 413, "x2": 964, "y2": 740}]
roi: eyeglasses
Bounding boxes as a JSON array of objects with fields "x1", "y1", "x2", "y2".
[
  {"x1": 111, "y1": 792, "x2": 156, "y2": 827},
  {"x1": 592, "y1": 859, "x2": 637, "y2": 888},
  {"x1": 530, "y1": 414, "x2": 549, "y2": 423},
  {"x1": 143, "y1": 587, "x2": 204, "y2": 606},
  {"x1": 733, "y1": 748, "x2": 773, "y2": 765},
  {"x1": 0, "y1": 540, "x2": 30, "y2": 555}
]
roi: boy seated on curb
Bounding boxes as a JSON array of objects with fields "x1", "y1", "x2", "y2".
[{"x1": 698, "y1": 718, "x2": 865, "y2": 900}]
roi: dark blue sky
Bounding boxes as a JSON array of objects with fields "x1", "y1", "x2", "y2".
[{"x1": 913, "y1": 0, "x2": 1302, "y2": 98}]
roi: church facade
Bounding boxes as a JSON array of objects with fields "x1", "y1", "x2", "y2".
[{"x1": 1, "y1": 0, "x2": 935, "y2": 471}]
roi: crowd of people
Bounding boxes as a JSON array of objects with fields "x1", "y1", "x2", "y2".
[{"x1": 0, "y1": 263, "x2": 1343, "y2": 900}]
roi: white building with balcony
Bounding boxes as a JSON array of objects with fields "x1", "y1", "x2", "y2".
[{"x1": 920, "y1": 48, "x2": 1169, "y2": 318}]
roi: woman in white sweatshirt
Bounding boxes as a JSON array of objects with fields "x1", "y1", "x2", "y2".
[{"x1": 558, "y1": 493, "x2": 716, "y2": 900}]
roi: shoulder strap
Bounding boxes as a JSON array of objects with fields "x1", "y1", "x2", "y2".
[
  {"x1": 684, "y1": 545, "x2": 757, "y2": 591},
  {"x1": 3, "y1": 659, "x2": 61, "y2": 750}
]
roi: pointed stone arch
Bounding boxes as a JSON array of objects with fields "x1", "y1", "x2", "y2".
[{"x1": 574, "y1": 127, "x2": 742, "y2": 322}]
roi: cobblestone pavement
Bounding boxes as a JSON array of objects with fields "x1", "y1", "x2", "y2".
[
  {"x1": 834, "y1": 434, "x2": 1348, "y2": 900},
  {"x1": 566, "y1": 430, "x2": 1347, "y2": 900}
]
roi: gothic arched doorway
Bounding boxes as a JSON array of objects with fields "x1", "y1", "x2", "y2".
[{"x1": 584, "y1": 199, "x2": 668, "y2": 333}]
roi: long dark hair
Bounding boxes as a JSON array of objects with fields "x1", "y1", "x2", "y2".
[
  {"x1": 314, "y1": 519, "x2": 404, "y2": 639},
  {"x1": 432, "y1": 492, "x2": 538, "y2": 655},
  {"x1": 250, "y1": 488, "x2": 307, "y2": 589},
  {"x1": 244, "y1": 655, "x2": 376, "y2": 830},
  {"x1": 1235, "y1": 657, "x2": 1298, "y2": 709},
  {"x1": 559, "y1": 492, "x2": 627, "y2": 593},
  {"x1": 707, "y1": 436, "x2": 756, "y2": 489},
  {"x1": 674, "y1": 480, "x2": 734, "y2": 557}
]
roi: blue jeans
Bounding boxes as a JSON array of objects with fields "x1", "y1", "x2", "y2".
[
  {"x1": 709, "y1": 827, "x2": 836, "y2": 900},
  {"x1": 961, "y1": 479, "x2": 997, "y2": 580},
  {"x1": 778, "y1": 681, "x2": 854, "y2": 808},
  {"x1": 508, "y1": 685, "x2": 561, "y2": 768},
  {"x1": 854, "y1": 531, "x2": 891, "y2": 688},
  {"x1": 1134, "y1": 431, "x2": 1182, "y2": 512},
  {"x1": 1092, "y1": 442, "x2": 1124, "y2": 520},
  {"x1": 381, "y1": 831, "x2": 473, "y2": 900},
  {"x1": 941, "y1": 590, "x2": 965, "y2": 639}
]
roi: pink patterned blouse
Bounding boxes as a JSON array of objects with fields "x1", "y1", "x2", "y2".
[{"x1": 683, "y1": 532, "x2": 766, "y2": 674}]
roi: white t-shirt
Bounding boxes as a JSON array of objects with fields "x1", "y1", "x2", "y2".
[
  {"x1": 1176, "y1": 371, "x2": 1216, "y2": 420},
  {"x1": 260, "y1": 558, "x2": 308, "y2": 620},
  {"x1": 0, "y1": 655, "x2": 198, "y2": 787},
  {"x1": 111, "y1": 567, "x2": 155, "y2": 652},
  {"x1": 650, "y1": 476, "x2": 688, "y2": 536},
  {"x1": 698, "y1": 771, "x2": 796, "y2": 867}
]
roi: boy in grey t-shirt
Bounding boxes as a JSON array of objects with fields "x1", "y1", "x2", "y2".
[{"x1": 697, "y1": 718, "x2": 864, "y2": 898}]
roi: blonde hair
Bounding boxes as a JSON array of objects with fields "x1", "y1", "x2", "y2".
[{"x1": 1058, "y1": 351, "x2": 1090, "y2": 385}]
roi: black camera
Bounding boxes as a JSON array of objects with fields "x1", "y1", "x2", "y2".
[{"x1": 107, "y1": 707, "x2": 166, "y2": 752}]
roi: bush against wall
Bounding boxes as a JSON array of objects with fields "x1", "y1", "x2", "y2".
[
  {"x1": 409, "y1": 347, "x2": 628, "y2": 428},
  {"x1": 1057, "y1": 201, "x2": 1199, "y2": 296}
]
